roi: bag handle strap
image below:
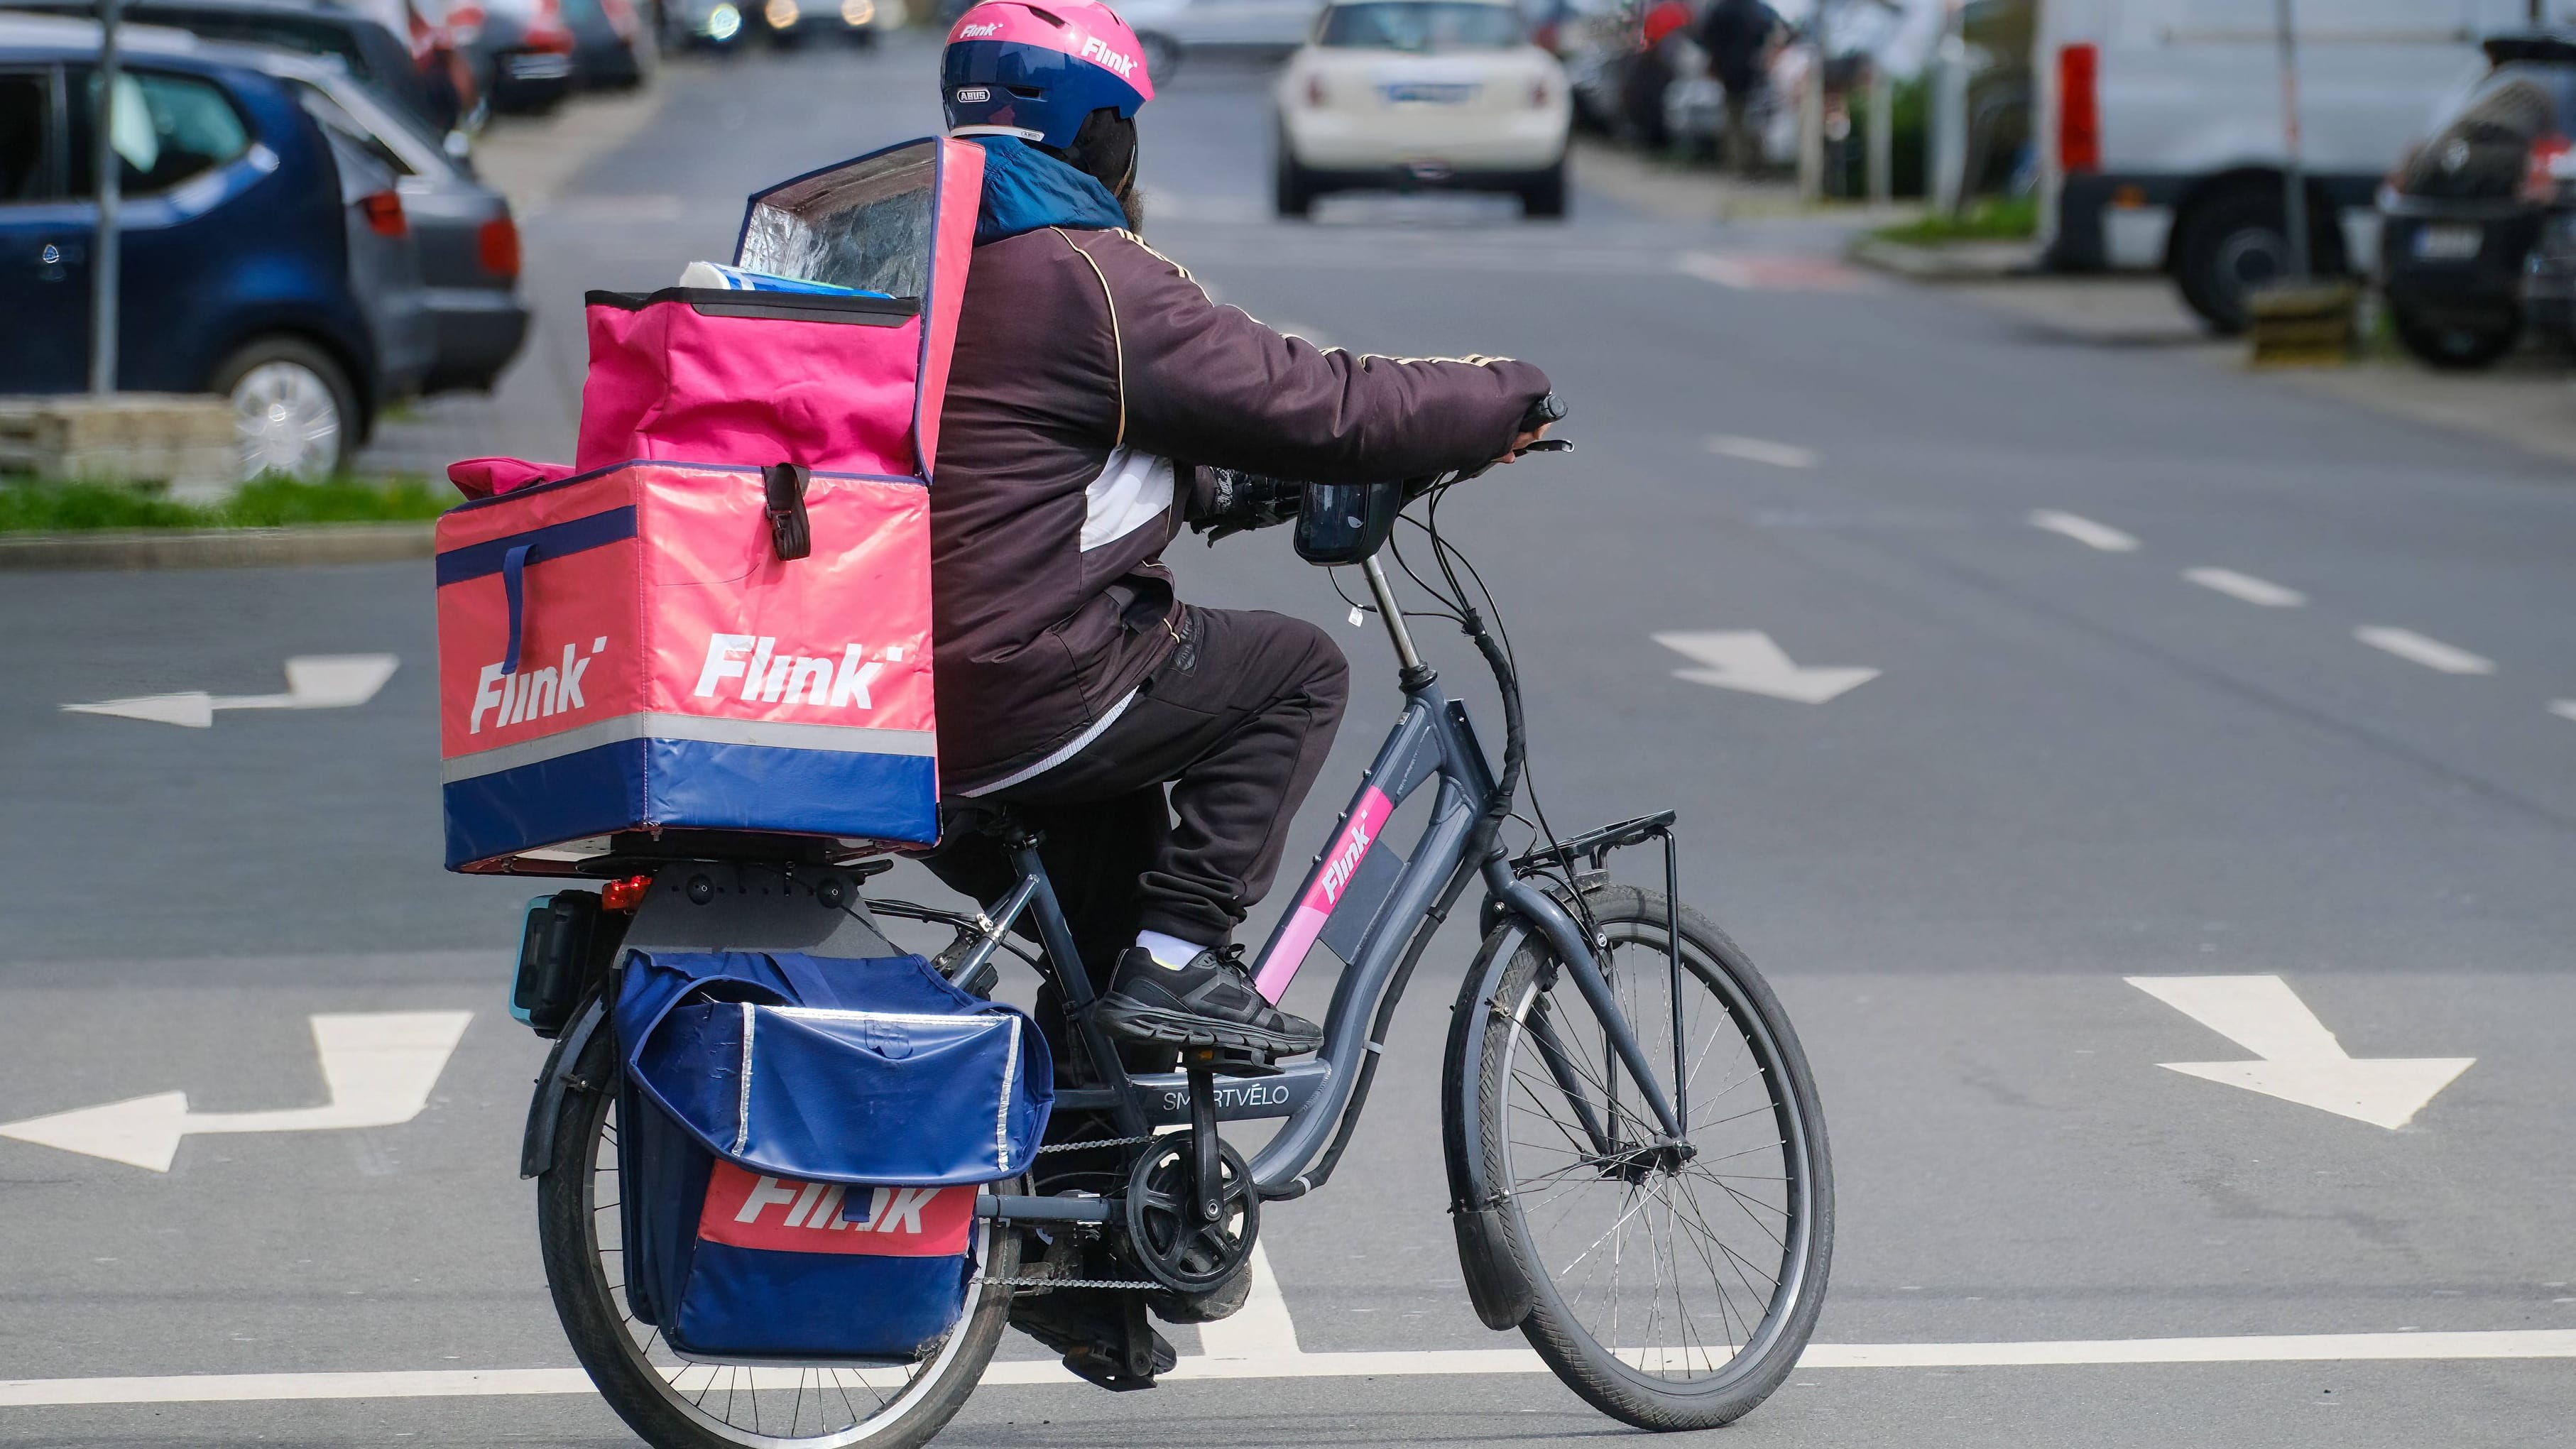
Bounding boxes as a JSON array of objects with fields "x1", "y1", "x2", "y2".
[
  {"x1": 764, "y1": 464, "x2": 812, "y2": 561},
  {"x1": 501, "y1": 542, "x2": 533, "y2": 675}
]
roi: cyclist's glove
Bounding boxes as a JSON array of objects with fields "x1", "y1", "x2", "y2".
[{"x1": 1193, "y1": 466, "x2": 1306, "y2": 542}]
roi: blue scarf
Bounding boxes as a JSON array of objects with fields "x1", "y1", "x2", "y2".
[{"x1": 966, "y1": 135, "x2": 1127, "y2": 245}]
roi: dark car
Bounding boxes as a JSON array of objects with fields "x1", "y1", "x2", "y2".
[
  {"x1": 0, "y1": 0, "x2": 468, "y2": 132},
  {"x1": 464, "y1": 0, "x2": 577, "y2": 111},
  {"x1": 2379, "y1": 31, "x2": 2576, "y2": 369},
  {"x1": 0, "y1": 14, "x2": 414, "y2": 474}
]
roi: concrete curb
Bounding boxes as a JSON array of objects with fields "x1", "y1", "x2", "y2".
[
  {"x1": 1848, "y1": 235, "x2": 2041, "y2": 281},
  {"x1": 0, "y1": 521, "x2": 435, "y2": 572}
]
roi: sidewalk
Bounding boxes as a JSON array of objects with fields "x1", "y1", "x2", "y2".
[
  {"x1": 1941, "y1": 273, "x2": 2576, "y2": 471},
  {"x1": 1571, "y1": 137, "x2": 1918, "y2": 229}
]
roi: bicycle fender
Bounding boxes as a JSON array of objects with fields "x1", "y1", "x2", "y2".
[
  {"x1": 1442, "y1": 909, "x2": 1537, "y2": 1331},
  {"x1": 520, "y1": 991, "x2": 608, "y2": 1180}
]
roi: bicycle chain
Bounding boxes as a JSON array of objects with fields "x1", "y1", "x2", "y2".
[
  {"x1": 977, "y1": 1276, "x2": 1159, "y2": 1291},
  {"x1": 1036, "y1": 1134, "x2": 1155, "y2": 1154}
]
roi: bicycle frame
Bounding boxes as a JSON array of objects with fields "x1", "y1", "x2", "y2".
[{"x1": 949, "y1": 557, "x2": 1689, "y2": 1203}]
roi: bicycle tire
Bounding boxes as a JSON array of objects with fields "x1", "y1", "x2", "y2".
[
  {"x1": 535, "y1": 1023, "x2": 1014, "y2": 1448},
  {"x1": 1472, "y1": 885, "x2": 1832, "y2": 1430}
]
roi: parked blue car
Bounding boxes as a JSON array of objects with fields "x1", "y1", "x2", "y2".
[{"x1": 0, "y1": 15, "x2": 415, "y2": 474}]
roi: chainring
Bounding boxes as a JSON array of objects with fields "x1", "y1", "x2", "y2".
[{"x1": 1123, "y1": 1133, "x2": 1259, "y2": 1296}]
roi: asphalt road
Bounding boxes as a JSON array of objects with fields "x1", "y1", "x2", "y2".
[{"x1": 6, "y1": 34, "x2": 2575, "y2": 1449}]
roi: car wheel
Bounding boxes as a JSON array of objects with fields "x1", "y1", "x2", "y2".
[
  {"x1": 2391, "y1": 302, "x2": 2521, "y2": 370},
  {"x1": 1519, "y1": 159, "x2": 1567, "y2": 219},
  {"x1": 1139, "y1": 32, "x2": 1180, "y2": 82},
  {"x1": 2174, "y1": 183, "x2": 2340, "y2": 334},
  {"x1": 213, "y1": 338, "x2": 358, "y2": 482},
  {"x1": 1274, "y1": 143, "x2": 1314, "y2": 218}
]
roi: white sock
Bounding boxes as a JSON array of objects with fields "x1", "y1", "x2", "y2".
[{"x1": 1134, "y1": 930, "x2": 1209, "y2": 970}]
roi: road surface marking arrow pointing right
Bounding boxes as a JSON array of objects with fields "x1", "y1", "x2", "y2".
[
  {"x1": 1653, "y1": 631, "x2": 1880, "y2": 704},
  {"x1": 63, "y1": 654, "x2": 398, "y2": 728},
  {"x1": 0, "y1": 1012, "x2": 471, "y2": 1171},
  {"x1": 2126, "y1": 976, "x2": 2471, "y2": 1130}
]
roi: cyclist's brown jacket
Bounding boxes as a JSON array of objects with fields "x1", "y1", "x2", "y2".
[{"x1": 931, "y1": 224, "x2": 1551, "y2": 794}]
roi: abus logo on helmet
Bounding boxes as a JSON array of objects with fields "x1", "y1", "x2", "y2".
[
  {"x1": 471, "y1": 637, "x2": 606, "y2": 735},
  {"x1": 1079, "y1": 34, "x2": 1137, "y2": 77},
  {"x1": 953, "y1": 85, "x2": 991, "y2": 102},
  {"x1": 694, "y1": 633, "x2": 907, "y2": 709}
]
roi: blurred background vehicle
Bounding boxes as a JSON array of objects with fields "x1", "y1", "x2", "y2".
[
  {"x1": 661, "y1": 0, "x2": 748, "y2": 50},
  {"x1": 0, "y1": 14, "x2": 413, "y2": 474},
  {"x1": 2037, "y1": 0, "x2": 2532, "y2": 334},
  {"x1": 560, "y1": 0, "x2": 650, "y2": 84},
  {"x1": 1, "y1": 0, "x2": 471, "y2": 135},
  {"x1": 466, "y1": 0, "x2": 575, "y2": 111},
  {"x1": 1120, "y1": 0, "x2": 1326, "y2": 79},
  {"x1": 257, "y1": 42, "x2": 527, "y2": 391},
  {"x1": 746, "y1": 0, "x2": 895, "y2": 50},
  {"x1": 2379, "y1": 28, "x2": 2576, "y2": 369},
  {"x1": 1274, "y1": 0, "x2": 1572, "y2": 216}
]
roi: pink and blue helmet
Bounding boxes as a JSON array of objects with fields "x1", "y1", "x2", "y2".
[{"x1": 942, "y1": 1, "x2": 1155, "y2": 151}]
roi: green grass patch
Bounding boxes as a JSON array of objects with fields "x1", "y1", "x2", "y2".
[
  {"x1": 1870, "y1": 195, "x2": 2039, "y2": 245},
  {"x1": 0, "y1": 476, "x2": 452, "y2": 533}
]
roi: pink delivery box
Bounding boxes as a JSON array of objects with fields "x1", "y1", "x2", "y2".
[{"x1": 434, "y1": 460, "x2": 937, "y2": 874}]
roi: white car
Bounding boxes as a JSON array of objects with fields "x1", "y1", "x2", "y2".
[{"x1": 1274, "y1": 0, "x2": 1573, "y2": 217}]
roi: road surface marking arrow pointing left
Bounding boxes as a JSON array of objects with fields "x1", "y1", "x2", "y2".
[
  {"x1": 1653, "y1": 631, "x2": 1879, "y2": 704},
  {"x1": 63, "y1": 654, "x2": 398, "y2": 728},
  {"x1": 0, "y1": 1012, "x2": 471, "y2": 1171},
  {"x1": 2127, "y1": 976, "x2": 2471, "y2": 1130}
]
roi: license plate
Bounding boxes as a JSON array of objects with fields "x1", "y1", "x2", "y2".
[
  {"x1": 2413, "y1": 224, "x2": 2483, "y2": 261},
  {"x1": 1382, "y1": 82, "x2": 1479, "y2": 105}
]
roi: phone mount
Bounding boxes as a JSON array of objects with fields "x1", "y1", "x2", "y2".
[{"x1": 1293, "y1": 481, "x2": 1404, "y2": 565}]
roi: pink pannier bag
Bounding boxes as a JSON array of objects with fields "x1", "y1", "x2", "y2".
[{"x1": 435, "y1": 138, "x2": 983, "y2": 874}]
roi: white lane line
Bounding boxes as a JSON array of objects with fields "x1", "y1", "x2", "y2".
[
  {"x1": 1707, "y1": 434, "x2": 1818, "y2": 469},
  {"x1": 1195, "y1": 1242, "x2": 1301, "y2": 1359},
  {"x1": 14, "y1": 1331, "x2": 2576, "y2": 1406},
  {"x1": 2183, "y1": 568, "x2": 2307, "y2": 608},
  {"x1": 2354, "y1": 627, "x2": 2496, "y2": 676},
  {"x1": 2029, "y1": 510, "x2": 2140, "y2": 552},
  {"x1": 2548, "y1": 700, "x2": 2576, "y2": 723}
]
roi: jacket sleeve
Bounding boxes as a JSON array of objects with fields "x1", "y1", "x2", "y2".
[{"x1": 1069, "y1": 231, "x2": 1553, "y2": 486}]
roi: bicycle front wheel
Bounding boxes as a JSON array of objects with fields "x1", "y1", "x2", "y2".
[
  {"x1": 1472, "y1": 884, "x2": 1832, "y2": 1430},
  {"x1": 535, "y1": 1022, "x2": 1013, "y2": 1448}
]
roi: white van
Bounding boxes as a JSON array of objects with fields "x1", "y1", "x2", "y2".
[{"x1": 2034, "y1": 0, "x2": 2533, "y2": 329}]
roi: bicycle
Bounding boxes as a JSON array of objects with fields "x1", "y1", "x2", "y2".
[{"x1": 521, "y1": 420, "x2": 1835, "y2": 1445}]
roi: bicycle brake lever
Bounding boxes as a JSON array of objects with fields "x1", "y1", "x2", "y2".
[{"x1": 1517, "y1": 438, "x2": 1573, "y2": 454}]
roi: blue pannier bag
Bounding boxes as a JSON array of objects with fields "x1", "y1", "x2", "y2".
[{"x1": 613, "y1": 949, "x2": 1052, "y2": 1360}]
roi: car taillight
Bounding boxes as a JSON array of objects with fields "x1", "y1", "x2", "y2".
[
  {"x1": 477, "y1": 214, "x2": 521, "y2": 277},
  {"x1": 1305, "y1": 75, "x2": 1326, "y2": 107},
  {"x1": 2523, "y1": 133, "x2": 2571, "y2": 203},
  {"x1": 359, "y1": 190, "x2": 407, "y2": 237},
  {"x1": 530, "y1": 0, "x2": 576, "y2": 50},
  {"x1": 2058, "y1": 42, "x2": 2100, "y2": 175}
]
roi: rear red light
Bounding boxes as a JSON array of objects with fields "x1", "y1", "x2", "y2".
[
  {"x1": 477, "y1": 214, "x2": 521, "y2": 277},
  {"x1": 359, "y1": 190, "x2": 407, "y2": 237},
  {"x1": 530, "y1": 0, "x2": 577, "y2": 50},
  {"x1": 2058, "y1": 43, "x2": 2100, "y2": 175},
  {"x1": 2524, "y1": 133, "x2": 2570, "y2": 203},
  {"x1": 602, "y1": 874, "x2": 653, "y2": 912}
]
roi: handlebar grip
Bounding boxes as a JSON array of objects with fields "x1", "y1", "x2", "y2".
[{"x1": 1520, "y1": 393, "x2": 1568, "y2": 430}]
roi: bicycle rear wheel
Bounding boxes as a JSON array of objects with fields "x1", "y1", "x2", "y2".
[
  {"x1": 1472, "y1": 884, "x2": 1831, "y2": 1429},
  {"x1": 535, "y1": 1024, "x2": 1013, "y2": 1448}
]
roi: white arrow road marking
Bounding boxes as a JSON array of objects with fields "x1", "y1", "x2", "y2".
[
  {"x1": 11, "y1": 1329, "x2": 2576, "y2": 1404},
  {"x1": 1196, "y1": 1242, "x2": 1301, "y2": 1360},
  {"x1": 64, "y1": 654, "x2": 399, "y2": 728},
  {"x1": 1654, "y1": 631, "x2": 1879, "y2": 704},
  {"x1": 2028, "y1": 510, "x2": 2139, "y2": 552},
  {"x1": 2353, "y1": 628, "x2": 2494, "y2": 676},
  {"x1": 2183, "y1": 568, "x2": 2306, "y2": 608},
  {"x1": 1706, "y1": 434, "x2": 1818, "y2": 469},
  {"x1": 0, "y1": 1011, "x2": 471, "y2": 1171},
  {"x1": 2126, "y1": 976, "x2": 2470, "y2": 1130}
]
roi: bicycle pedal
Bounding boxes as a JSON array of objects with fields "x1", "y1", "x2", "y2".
[{"x1": 1181, "y1": 1044, "x2": 1283, "y2": 1079}]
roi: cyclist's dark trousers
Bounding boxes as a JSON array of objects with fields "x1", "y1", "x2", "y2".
[{"x1": 925, "y1": 605, "x2": 1348, "y2": 1033}]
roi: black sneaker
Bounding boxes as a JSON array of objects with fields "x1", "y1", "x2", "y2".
[
  {"x1": 1009, "y1": 1288, "x2": 1174, "y2": 1391},
  {"x1": 1093, "y1": 946, "x2": 1324, "y2": 1061}
]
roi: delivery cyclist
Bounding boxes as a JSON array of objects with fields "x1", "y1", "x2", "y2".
[{"x1": 926, "y1": 1, "x2": 1553, "y2": 1069}]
